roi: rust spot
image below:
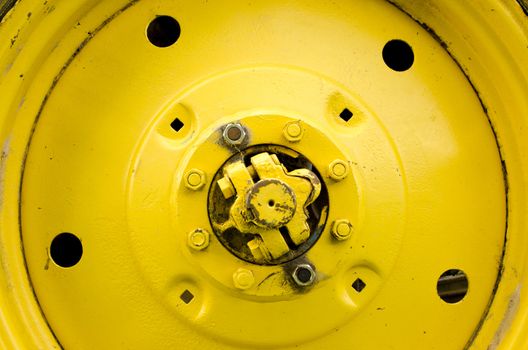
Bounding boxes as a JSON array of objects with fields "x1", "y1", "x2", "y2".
[{"x1": 10, "y1": 29, "x2": 20, "y2": 47}]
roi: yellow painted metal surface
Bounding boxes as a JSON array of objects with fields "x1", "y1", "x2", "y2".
[{"x1": 0, "y1": 0, "x2": 526, "y2": 349}]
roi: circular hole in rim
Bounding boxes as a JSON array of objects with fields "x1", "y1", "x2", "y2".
[
  {"x1": 146, "y1": 15, "x2": 181, "y2": 48},
  {"x1": 50, "y1": 232, "x2": 83, "y2": 268},
  {"x1": 268, "y1": 199, "x2": 275, "y2": 207},
  {"x1": 437, "y1": 269, "x2": 469, "y2": 304},
  {"x1": 382, "y1": 39, "x2": 414, "y2": 72}
]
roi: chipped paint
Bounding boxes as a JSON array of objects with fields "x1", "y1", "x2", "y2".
[
  {"x1": 488, "y1": 285, "x2": 521, "y2": 350},
  {"x1": 0, "y1": 137, "x2": 11, "y2": 211}
]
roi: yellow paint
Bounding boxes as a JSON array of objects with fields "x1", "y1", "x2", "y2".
[
  {"x1": 184, "y1": 168, "x2": 206, "y2": 190},
  {"x1": 188, "y1": 229, "x2": 210, "y2": 251},
  {"x1": 232, "y1": 268, "x2": 255, "y2": 290},
  {"x1": 328, "y1": 159, "x2": 350, "y2": 181},
  {"x1": 283, "y1": 121, "x2": 304, "y2": 142},
  {"x1": 216, "y1": 151, "x2": 321, "y2": 262},
  {"x1": 0, "y1": 0, "x2": 526, "y2": 349},
  {"x1": 332, "y1": 219, "x2": 354, "y2": 240}
]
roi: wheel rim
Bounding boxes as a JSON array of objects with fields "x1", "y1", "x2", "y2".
[{"x1": 0, "y1": 1, "x2": 527, "y2": 349}]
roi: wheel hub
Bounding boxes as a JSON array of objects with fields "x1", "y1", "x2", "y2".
[{"x1": 212, "y1": 150, "x2": 323, "y2": 264}]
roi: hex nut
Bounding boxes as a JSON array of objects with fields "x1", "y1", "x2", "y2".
[
  {"x1": 292, "y1": 264, "x2": 316, "y2": 287},
  {"x1": 283, "y1": 121, "x2": 304, "y2": 142},
  {"x1": 188, "y1": 228, "x2": 210, "y2": 250},
  {"x1": 223, "y1": 123, "x2": 246, "y2": 146},
  {"x1": 233, "y1": 268, "x2": 255, "y2": 290},
  {"x1": 331, "y1": 219, "x2": 354, "y2": 240},
  {"x1": 184, "y1": 169, "x2": 206, "y2": 190},
  {"x1": 328, "y1": 159, "x2": 350, "y2": 181}
]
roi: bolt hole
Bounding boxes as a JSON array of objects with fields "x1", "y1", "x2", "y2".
[
  {"x1": 146, "y1": 15, "x2": 181, "y2": 48},
  {"x1": 180, "y1": 289, "x2": 194, "y2": 304},
  {"x1": 339, "y1": 108, "x2": 353, "y2": 122},
  {"x1": 50, "y1": 232, "x2": 83, "y2": 268},
  {"x1": 268, "y1": 199, "x2": 275, "y2": 207},
  {"x1": 437, "y1": 269, "x2": 469, "y2": 303},
  {"x1": 383, "y1": 39, "x2": 414, "y2": 72},
  {"x1": 352, "y1": 278, "x2": 366, "y2": 292},
  {"x1": 170, "y1": 117, "x2": 184, "y2": 132}
]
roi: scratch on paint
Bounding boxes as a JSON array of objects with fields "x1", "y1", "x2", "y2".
[
  {"x1": 488, "y1": 285, "x2": 521, "y2": 350},
  {"x1": 0, "y1": 137, "x2": 11, "y2": 211}
]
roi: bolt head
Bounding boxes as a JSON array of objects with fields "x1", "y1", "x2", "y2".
[
  {"x1": 188, "y1": 229, "x2": 210, "y2": 250},
  {"x1": 184, "y1": 169, "x2": 206, "y2": 190},
  {"x1": 223, "y1": 123, "x2": 247, "y2": 146},
  {"x1": 331, "y1": 219, "x2": 353, "y2": 240},
  {"x1": 233, "y1": 268, "x2": 255, "y2": 290},
  {"x1": 328, "y1": 159, "x2": 350, "y2": 181},
  {"x1": 283, "y1": 121, "x2": 304, "y2": 142},
  {"x1": 292, "y1": 264, "x2": 316, "y2": 286},
  {"x1": 217, "y1": 176, "x2": 235, "y2": 199}
]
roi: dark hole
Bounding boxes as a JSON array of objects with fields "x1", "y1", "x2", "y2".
[
  {"x1": 146, "y1": 15, "x2": 181, "y2": 48},
  {"x1": 340, "y1": 108, "x2": 353, "y2": 122},
  {"x1": 268, "y1": 200, "x2": 275, "y2": 207},
  {"x1": 352, "y1": 278, "x2": 366, "y2": 292},
  {"x1": 180, "y1": 289, "x2": 194, "y2": 304},
  {"x1": 296, "y1": 266, "x2": 313, "y2": 284},
  {"x1": 170, "y1": 118, "x2": 184, "y2": 132},
  {"x1": 50, "y1": 232, "x2": 83, "y2": 268},
  {"x1": 437, "y1": 269, "x2": 469, "y2": 303},
  {"x1": 382, "y1": 39, "x2": 414, "y2": 72}
]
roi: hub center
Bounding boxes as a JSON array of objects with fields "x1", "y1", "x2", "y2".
[{"x1": 208, "y1": 145, "x2": 329, "y2": 265}]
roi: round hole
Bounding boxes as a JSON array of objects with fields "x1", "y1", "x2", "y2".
[
  {"x1": 50, "y1": 232, "x2": 83, "y2": 268},
  {"x1": 437, "y1": 269, "x2": 469, "y2": 304},
  {"x1": 146, "y1": 15, "x2": 181, "y2": 48},
  {"x1": 268, "y1": 200, "x2": 275, "y2": 207},
  {"x1": 382, "y1": 39, "x2": 414, "y2": 72}
]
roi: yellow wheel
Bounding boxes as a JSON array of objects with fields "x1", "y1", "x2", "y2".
[{"x1": 0, "y1": 1, "x2": 527, "y2": 349}]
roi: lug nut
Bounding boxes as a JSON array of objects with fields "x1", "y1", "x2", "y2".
[
  {"x1": 184, "y1": 168, "x2": 206, "y2": 190},
  {"x1": 283, "y1": 121, "x2": 304, "y2": 142},
  {"x1": 223, "y1": 123, "x2": 246, "y2": 146},
  {"x1": 331, "y1": 219, "x2": 353, "y2": 240},
  {"x1": 328, "y1": 159, "x2": 350, "y2": 181},
  {"x1": 233, "y1": 268, "x2": 255, "y2": 290},
  {"x1": 188, "y1": 228, "x2": 210, "y2": 250},
  {"x1": 292, "y1": 264, "x2": 316, "y2": 287}
]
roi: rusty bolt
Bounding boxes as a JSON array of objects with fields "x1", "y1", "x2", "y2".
[
  {"x1": 184, "y1": 169, "x2": 206, "y2": 190},
  {"x1": 328, "y1": 159, "x2": 350, "y2": 181},
  {"x1": 233, "y1": 268, "x2": 255, "y2": 290},
  {"x1": 331, "y1": 219, "x2": 354, "y2": 240},
  {"x1": 292, "y1": 264, "x2": 316, "y2": 287},
  {"x1": 223, "y1": 123, "x2": 246, "y2": 146},
  {"x1": 283, "y1": 121, "x2": 304, "y2": 142},
  {"x1": 188, "y1": 228, "x2": 210, "y2": 251}
]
